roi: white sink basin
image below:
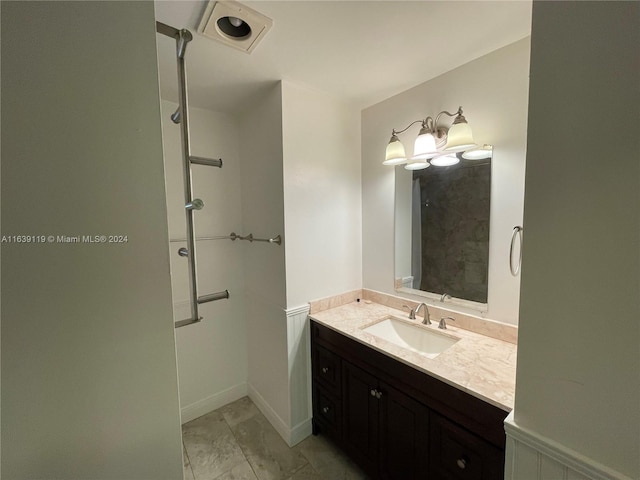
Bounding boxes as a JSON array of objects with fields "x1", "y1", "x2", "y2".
[{"x1": 362, "y1": 316, "x2": 459, "y2": 358}]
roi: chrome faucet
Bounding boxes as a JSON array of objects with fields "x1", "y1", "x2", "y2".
[
  {"x1": 415, "y1": 303, "x2": 431, "y2": 325},
  {"x1": 440, "y1": 293, "x2": 451, "y2": 302},
  {"x1": 402, "y1": 304, "x2": 416, "y2": 319},
  {"x1": 438, "y1": 316, "x2": 456, "y2": 329},
  {"x1": 403, "y1": 303, "x2": 431, "y2": 325}
]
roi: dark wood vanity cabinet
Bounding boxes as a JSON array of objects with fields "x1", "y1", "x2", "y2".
[
  {"x1": 311, "y1": 320, "x2": 507, "y2": 480},
  {"x1": 341, "y1": 360, "x2": 430, "y2": 479},
  {"x1": 429, "y1": 412, "x2": 504, "y2": 480}
]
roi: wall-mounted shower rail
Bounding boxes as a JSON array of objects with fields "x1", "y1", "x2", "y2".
[
  {"x1": 169, "y1": 232, "x2": 282, "y2": 245},
  {"x1": 191, "y1": 156, "x2": 223, "y2": 168},
  {"x1": 157, "y1": 21, "x2": 229, "y2": 328},
  {"x1": 232, "y1": 233, "x2": 282, "y2": 245}
]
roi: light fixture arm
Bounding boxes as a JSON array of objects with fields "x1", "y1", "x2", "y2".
[
  {"x1": 434, "y1": 106, "x2": 464, "y2": 127},
  {"x1": 391, "y1": 119, "x2": 425, "y2": 136},
  {"x1": 384, "y1": 105, "x2": 474, "y2": 168},
  {"x1": 391, "y1": 107, "x2": 464, "y2": 137}
]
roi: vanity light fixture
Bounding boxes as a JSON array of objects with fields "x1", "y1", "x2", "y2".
[
  {"x1": 404, "y1": 159, "x2": 431, "y2": 170},
  {"x1": 384, "y1": 107, "x2": 477, "y2": 168},
  {"x1": 429, "y1": 154, "x2": 460, "y2": 167},
  {"x1": 383, "y1": 133, "x2": 407, "y2": 165},
  {"x1": 462, "y1": 144, "x2": 493, "y2": 160},
  {"x1": 444, "y1": 111, "x2": 475, "y2": 152}
]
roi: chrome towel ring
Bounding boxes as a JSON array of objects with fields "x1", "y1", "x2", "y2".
[{"x1": 509, "y1": 226, "x2": 523, "y2": 276}]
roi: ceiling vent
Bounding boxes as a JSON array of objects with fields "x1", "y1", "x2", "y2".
[{"x1": 197, "y1": 1, "x2": 273, "y2": 54}]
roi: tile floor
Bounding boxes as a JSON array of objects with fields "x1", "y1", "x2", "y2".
[{"x1": 182, "y1": 396, "x2": 369, "y2": 480}]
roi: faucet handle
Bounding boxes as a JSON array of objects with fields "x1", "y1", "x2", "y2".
[
  {"x1": 402, "y1": 304, "x2": 416, "y2": 320},
  {"x1": 439, "y1": 316, "x2": 456, "y2": 329}
]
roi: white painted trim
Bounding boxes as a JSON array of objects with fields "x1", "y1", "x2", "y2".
[
  {"x1": 247, "y1": 382, "x2": 292, "y2": 446},
  {"x1": 504, "y1": 412, "x2": 634, "y2": 480},
  {"x1": 245, "y1": 307, "x2": 314, "y2": 448},
  {"x1": 285, "y1": 304, "x2": 311, "y2": 317},
  {"x1": 180, "y1": 383, "x2": 247, "y2": 424},
  {"x1": 284, "y1": 305, "x2": 314, "y2": 447},
  {"x1": 289, "y1": 417, "x2": 313, "y2": 447},
  {"x1": 247, "y1": 381, "x2": 313, "y2": 447}
]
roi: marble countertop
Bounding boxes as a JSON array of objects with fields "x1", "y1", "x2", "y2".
[{"x1": 309, "y1": 300, "x2": 517, "y2": 412}]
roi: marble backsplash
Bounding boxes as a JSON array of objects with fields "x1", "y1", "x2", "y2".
[{"x1": 309, "y1": 289, "x2": 517, "y2": 344}]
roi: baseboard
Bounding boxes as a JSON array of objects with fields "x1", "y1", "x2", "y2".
[
  {"x1": 289, "y1": 417, "x2": 313, "y2": 446},
  {"x1": 247, "y1": 382, "x2": 312, "y2": 447},
  {"x1": 247, "y1": 382, "x2": 291, "y2": 444},
  {"x1": 504, "y1": 412, "x2": 634, "y2": 480},
  {"x1": 180, "y1": 382, "x2": 248, "y2": 424}
]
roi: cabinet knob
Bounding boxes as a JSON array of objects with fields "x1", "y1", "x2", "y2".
[
  {"x1": 456, "y1": 457, "x2": 468, "y2": 470},
  {"x1": 322, "y1": 406, "x2": 331, "y2": 414},
  {"x1": 321, "y1": 367, "x2": 330, "y2": 374},
  {"x1": 370, "y1": 389, "x2": 377, "y2": 397},
  {"x1": 375, "y1": 390, "x2": 383, "y2": 399}
]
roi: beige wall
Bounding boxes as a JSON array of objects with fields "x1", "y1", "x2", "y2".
[
  {"x1": 513, "y1": 1, "x2": 640, "y2": 478},
  {"x1": 1, "y1": 2, "x2": 183, "y2": 477},
  {"x1": 362, "y1": 38, "x2": 531, "y2": 324}
]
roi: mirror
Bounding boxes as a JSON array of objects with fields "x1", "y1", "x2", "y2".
[{"x1": 395, "y1": 153, "x2": 492, "y2": 311}]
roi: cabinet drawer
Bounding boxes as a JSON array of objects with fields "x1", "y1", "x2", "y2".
[
  {"x1": 313, "y1": 345, "x2": 342, "y2": 395},
  {"x1": 313, "y1": 385, "x2": 342, "y2": 440},
  {"x1": 430, "y1": 412, "x2": 504, "y2": 480}
]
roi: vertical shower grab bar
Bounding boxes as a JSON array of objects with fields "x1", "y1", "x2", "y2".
[
  {"x1": 157, "y1": 22, "x2": 230, "y2": 329},
  {"x1": 174, "y1": 28, "x2": 201, "y2": 326}
]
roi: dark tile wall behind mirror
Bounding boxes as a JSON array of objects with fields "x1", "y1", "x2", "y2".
[{"x1": 412, "y1": 156, "x2": 491, "y2": 303}]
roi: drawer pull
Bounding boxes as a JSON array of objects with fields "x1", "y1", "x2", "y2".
[
  {"x1": 369, "y1": 389, "x2": 383, "y2": 399},
  {"x1": 322, "y1": 406, "x2": 331, "y2": 414},
  {"x1": 321, "y1": 367, "x2": 330, "y2": 374},
  {"x1": 456, "y1": 457, "x2": 468, "y2": 470}
]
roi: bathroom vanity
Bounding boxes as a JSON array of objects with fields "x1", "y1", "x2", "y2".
[{"x1": 310, "y1": 300, "x2": 516, "y2": 480}]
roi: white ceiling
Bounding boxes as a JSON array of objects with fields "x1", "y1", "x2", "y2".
[{"x1": 154, "y1": 1, "x2": 532, "y2": 114}]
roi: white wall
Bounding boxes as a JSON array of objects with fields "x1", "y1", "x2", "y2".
[
  {"x1": 160, "y1": 79, "x2": 362, "y2": 445},
  {"x1": 235, "y1": 81, "x2": 363, "y2": 445},
  {"x1": 510, "y1": 2, "x2": 639, "y2": 479},
  {"x1": 281, "y1": 81, "x2": 362, "y2": 308},
  {"x1": 160, "y1": 100, "x2": 248, "y2": 422},
  {"x1": 1, "y1": 2, "x2": 183, "y2": 478},
  {"x1": 280, "y1": 81, "x2": 362, "y2": 440},
  {"x1": 239, "y1": 83, "x2": 291, "y2": 430},
  {"x1": 362, "y1": 38, "x2": 531, "y2": 324}
]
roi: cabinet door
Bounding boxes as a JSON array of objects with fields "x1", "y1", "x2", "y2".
[
  {"x1": 430, "y1": 412, "x2": 504, "y2": 480},
  {"x1": 312, "y1": 384, "x2": 342, "y2": 442},
  {"x1": 313, "y1": 345, "x2": 342, "y2": 395},
  {"x1": 342, "y1": 360, "x2": 379, "y2": 475},
  {"x1": 379, "y1": 381, "x2": 429, "y2": 480}
]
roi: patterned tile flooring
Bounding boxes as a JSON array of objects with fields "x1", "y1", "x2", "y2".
[{"x1": 182, "y1": 396, "x2": 369, "y2": 480}]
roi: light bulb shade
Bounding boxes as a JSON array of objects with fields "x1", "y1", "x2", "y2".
[
  {"x1": 444, "y1": 122, "x2": 475, "y2": 152},
  {"x1": 430, "y1": 154, "x2": 460, "y2": 167},
  {"x1": 404, "y1": 159, "x2": 430, "y2": 170},
  {"x1": 383, "y1": 134, "x2": 407, "y2": 165},
  {"x1": 462, "y1": 144, "x2": 493, "y2": 160},
  {"x1": 412, "y1": 129, "x2": 438, "y2": 160}
]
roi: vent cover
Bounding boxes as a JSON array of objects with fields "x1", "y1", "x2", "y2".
[{"x1": 197, "y1": 1, "x2": 273, "y2": 54}]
